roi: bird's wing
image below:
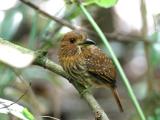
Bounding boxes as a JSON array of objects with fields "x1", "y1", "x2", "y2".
[{"x1": 84, "y1": 46, "x2": 116, "y2": 85}]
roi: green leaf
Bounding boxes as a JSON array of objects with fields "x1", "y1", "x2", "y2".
[
  {"x1": 0, "y1": 98, "x2": 35, "y2": 120},
  {"x1": 22, "y1": 108, "x2": 35, "y2": 120},
  {"x1": 0, "y1": 38, "x2": 35, "y2": 68},
  {"x1": 83, "y1": 0, "x2": 118, "y2": 8}
]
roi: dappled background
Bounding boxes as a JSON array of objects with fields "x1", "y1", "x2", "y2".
[{"x1": 0, "y1": 0, "x2": 160, "y2": 120}]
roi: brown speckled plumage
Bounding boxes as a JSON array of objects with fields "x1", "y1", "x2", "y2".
[{"x1": 58, "y1": 31, "x2": 123, "y2": 112}]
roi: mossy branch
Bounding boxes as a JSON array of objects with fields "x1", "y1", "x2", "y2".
[{"x1": 0, "y1": 38, "x2": 109, "y2": 120}]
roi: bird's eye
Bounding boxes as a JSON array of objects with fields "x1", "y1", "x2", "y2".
[{"x1": 69, "y1": 38, "x2": 76, "y2": 43}]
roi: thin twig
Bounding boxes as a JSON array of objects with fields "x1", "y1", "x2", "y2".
[
  {"x1": 13, "y1": 70, "x2": 43, "y2": 120},
  {"x1": 19, "y1": 0, "x2": 97, "y2": 35},
  {"x1": 140, "y1": 0, "x2": 154, "y2": 92},
  {"x1": 105, "y1": 32, "x2": 150, "y2": 43},
  {"x1": 19, "y1": 0, "x2": 76, "y2": 30},
  {"x1": 41, "y1": 115, "x2": 60, "y2": 120}
]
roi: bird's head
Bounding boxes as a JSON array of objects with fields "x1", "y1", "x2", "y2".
[{"x1": 60, "y1": 31, "x2": 95, "y2": 47}]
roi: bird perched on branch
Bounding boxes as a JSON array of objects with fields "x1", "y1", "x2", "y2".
[{"x1": 58, "y1": 30, "x2": 123, "y2": 112}]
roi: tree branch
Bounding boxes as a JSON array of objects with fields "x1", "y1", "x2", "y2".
[
  {"x1": 140, "y1": 0, "x2": 154, "y2": 93},
  {"x1": 19, "y1": 0, "x2": 97, "y2": 35},
  {"x1": 0, "y1": 38, "x2": 109, "y2": 120},
  {"x1": 19, "y1": 0, "x2": 77, "y2": 30},
  {"x1": 19, "y1": 0, "x2": 152, "y2": 45},
  {"x1": 105, "y1": 32, "x2": 150, "y2": 43}
]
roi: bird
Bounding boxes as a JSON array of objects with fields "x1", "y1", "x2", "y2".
[{"x1": 58, "y1": 30, "x2": 123, "y2": 112}]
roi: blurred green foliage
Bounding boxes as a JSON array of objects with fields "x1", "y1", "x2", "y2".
[
  {"x1": 82, "y1": 0, "x2": 118, "y2": 8},
  {"x1": 0, "y1": 4, "x2": 28, "y2": 41},
  {"x1": 0, "y1": 114, "x2": 9, "y2": 120},
  {"x1": 0, "y1": 0, "x2": 160, "y2": 120},
  {"x1": 149, "y1": 32, "x2": 160, "y2": 68},
  {"x1": 0, "y1": 65, "x2": 15, "y2": 95}
]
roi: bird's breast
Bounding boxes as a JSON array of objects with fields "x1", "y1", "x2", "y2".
[{"x1": 59, "y1": 55, "x2": 89, "y2": 80}]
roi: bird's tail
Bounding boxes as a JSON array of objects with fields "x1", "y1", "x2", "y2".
[{"x1": 111, "y1": 87, "x2": 124, "y2": 112}]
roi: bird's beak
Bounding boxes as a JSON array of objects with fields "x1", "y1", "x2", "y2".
[{"x1": 82, "y1": 39, "x2": 96, "y2": 45}]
